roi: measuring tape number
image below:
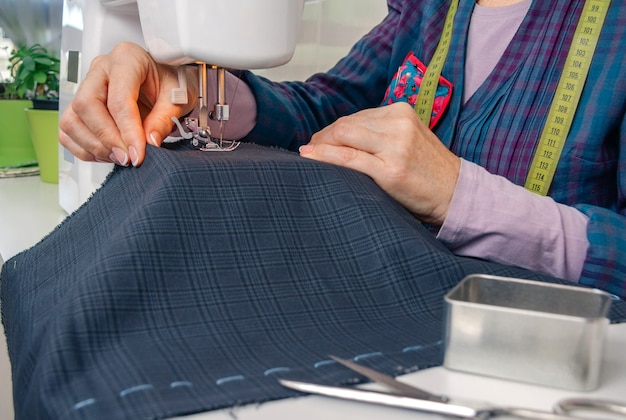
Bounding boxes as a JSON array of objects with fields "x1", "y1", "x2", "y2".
[
  {"x1": 524, "y1": 0, "x2": 610, "y2": 195},
  {"x1": 414, "y1": 0, "x2": 459, "y2": 127}
]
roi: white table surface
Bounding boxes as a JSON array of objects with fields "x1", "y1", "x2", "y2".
[
  {"x1": 0, "y1": 176, "x2": 68, "y2": 419},
  {"x1": 2, "y1": 176, "x2": 625, "y2": 420}
]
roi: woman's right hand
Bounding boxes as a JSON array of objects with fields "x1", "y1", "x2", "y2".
[{"x1": 59, "y1": 42, "x2": 197, "y2": 167}]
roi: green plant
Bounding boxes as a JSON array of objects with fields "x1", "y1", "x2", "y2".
[{"x1": 2, "y1": 44, "x2": 59, "y2": 100}]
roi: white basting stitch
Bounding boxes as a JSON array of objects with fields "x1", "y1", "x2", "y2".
[
  {"x1": 404, "y1": 341, "x2": 442, "y2": 352},
  {"x1": 402, "y1": 345, "x2": 424, "y2": 352},
  {"x1": 119, "y1": 384, "x2": 154, "y2": 397},
  {"x1": 264, "y1": 367, "x2": 291, "y2": 376},
  {"x1": 313, "y1": 359, "x2": 336, "y2": 368},
  {"x1": 216, "y1": 375, "x2": 245, "y2": 385},
  {"x1": 73, "y1": 398, "x2": 96, "y2": 410},
  {"x1": 170, "y1": 381, "x2": 193, "y2": 388},
  {"x1": 353, "y1": 352, "x2": 383, "y2": 361}
]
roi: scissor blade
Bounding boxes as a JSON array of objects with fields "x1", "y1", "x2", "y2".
[
  {"x1": 279, "y1": 379, "x2": 477, "y2": 418},
  {"x1": 329, "y1": 355, "x2": 445, "y2": 402}
]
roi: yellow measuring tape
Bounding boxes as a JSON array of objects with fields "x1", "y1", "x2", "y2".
[
  {"x1": 415, "y1": 0, "x2": 610, "y2": 196},
  {"x1": 414, "y1": 0, "x2": 459, "y2": 127},
  {"x1": 524, "y1": 0, "x2": 610, "y2": 195}
]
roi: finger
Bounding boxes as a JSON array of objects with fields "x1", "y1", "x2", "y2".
[
  {"x1": 310, "y1": 106, "x2": 409, "y2": 154},
  {"x1": 58, "y1": 129, "x2": 98, "y2": 163},
  {"x1": 141, "y1": 92, "x2": 184, "y2": 148},
  {"x1": 105, "y1": 63, "x2": 148, "y2": 166},
  {"x1": 300, "y1": 142, "x2": 384, "y2": 179},
  {"x1": 142, "y1": 65, "x2": 196, "y2": 147},
  {"x1": 59, "y1": 105, "x2": 115, "y2": 162},
  {"x1": 312, "y1": 123, "x2": 377, "y2": 158},
  {"x1": 69, "y1": 65, "x2": 130, "y2": 158}
]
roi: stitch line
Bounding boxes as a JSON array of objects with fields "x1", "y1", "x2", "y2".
[
  {"x1": 313, "y1": 359, "x2": 336, "y2": 368},
  {"x1": 403, "y1": 340, "x2": 442, "y2": 352},
  {"x1": 402, "y1": 345, "x2": 424, "y2": 353},
  {"x1": 170, "y1": 381, "x2": 193, "y2": 388},
  {"x1": 353, "y1": 352, "x2": 383, "y2": 361},
  {"x1": 119, "y1": 384, "x2": 154, "y2": 397},
  {"x1": 263, "y1": 367, "x2": 291, "y2": 376},
  {"x1": 71, "y1": 341, "x2": 444, "y2": 410},
  {"x1": 73, "y1": 398, "x2": 96, "y2": 410},
  {"x1": 216, "y1": 375, "x2": 245, "y2": 385}
]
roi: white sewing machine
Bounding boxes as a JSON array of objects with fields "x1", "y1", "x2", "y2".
[{"x1": 59, "y1": 0, "x2": 305, "y2": 214}]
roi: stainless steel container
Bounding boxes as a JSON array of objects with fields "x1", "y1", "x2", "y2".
[{"x1": 443, "y1": 274, "x2": 613, "y2": 391}]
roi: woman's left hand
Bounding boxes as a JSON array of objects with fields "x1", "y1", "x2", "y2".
[{"x1": 299, "y1": 102, "x2": 460, "y2": 225}]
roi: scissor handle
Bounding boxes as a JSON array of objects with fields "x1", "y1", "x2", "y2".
[{"x1": 554, "y1": 398, "x2": 626, "y2": 418}]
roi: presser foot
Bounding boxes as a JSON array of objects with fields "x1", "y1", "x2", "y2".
[
  {"x1": 175, "y1": 117, "x2": 240, "y2": 152},
  {"x1": 191, "y1": 135, "x2": 240, "y2": 152}
]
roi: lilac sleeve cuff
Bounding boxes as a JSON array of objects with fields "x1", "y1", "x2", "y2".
[{"x1": 437, "y1": 159, "x2": 589, "y2": 282}]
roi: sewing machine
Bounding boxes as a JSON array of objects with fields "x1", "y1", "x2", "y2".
[{"x1": 59, "y1": 0, "x2": 305, "y2": 213}]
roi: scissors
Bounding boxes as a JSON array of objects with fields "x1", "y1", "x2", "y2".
[{"x1": 279, "y1": 355, "x2": 626, "y2": 419}]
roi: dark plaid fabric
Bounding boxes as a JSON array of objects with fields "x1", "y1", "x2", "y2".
[{"x1": 2, "y1": 143, "x2": 625, "y2": 419}]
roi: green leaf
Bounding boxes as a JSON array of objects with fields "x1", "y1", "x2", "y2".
[
  {"x1": 34, "y1": 71, "x2": 47, "y2": 84},
  {"x1": 14, "y1": 65, "x2": 28, "y2": 81},
  {"x1": 24, "y1": 75, "x2": 35, "y2": 90},
  {"x1": 34, "y1": 57, "x2": 55, "y2": 66},
  {"x1": 21, "y1": 56, "x2": 36, "y2": 72}
]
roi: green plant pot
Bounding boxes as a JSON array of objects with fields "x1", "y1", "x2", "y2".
[
  {"x1": 25, "y1": 109, "x2": 59, "y2": 183},
  {"x1": 0, "y1": 99, "x2": 36, "y2": 168}
]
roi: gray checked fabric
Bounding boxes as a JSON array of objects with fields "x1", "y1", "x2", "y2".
[{"x1": 2, "y1": 143, "x2": 625, "y2": 419}]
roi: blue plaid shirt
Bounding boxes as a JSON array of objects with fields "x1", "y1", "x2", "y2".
[{"x1": 242, "y1": 0, "x2": 626, "y2": 299}]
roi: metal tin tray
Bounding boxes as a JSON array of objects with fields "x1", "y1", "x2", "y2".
[{"x1": 443, "y1": 274, "x2": 612, "y2": 391}]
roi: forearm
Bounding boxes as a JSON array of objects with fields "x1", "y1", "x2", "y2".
[{"x1": 437, "y1": 159, "x2": 589, "y2": 281}]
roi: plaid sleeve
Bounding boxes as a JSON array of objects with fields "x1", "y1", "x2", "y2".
[
  {"x1": 575, "y1": 87, "x2": 626, "y2": 299},
  {"x1": 577, "y1": 205, "x2": 626, "y2": 299},
  {"x1": 240, "y1": 1, "x2": 401, "y2": 151}
]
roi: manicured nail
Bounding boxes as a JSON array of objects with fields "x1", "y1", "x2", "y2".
[
  {"x1": 129, "y1": 146, "x2": 139, "y2": 167},
  {"x1": 299, "y1": 144, "x2": 314, "y2": 154},
  {"x1": 112, "y1": 147, "x2": 129, "y2": 166},
  {"x1": 149, "y1": 132, "x2": 160, "y2": 147}
]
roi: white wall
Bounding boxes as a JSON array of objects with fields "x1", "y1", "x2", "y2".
[{"x1": 258, "y1": 0, "x2": 388, "y2": 81}]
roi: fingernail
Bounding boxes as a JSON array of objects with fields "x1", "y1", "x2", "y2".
[
  {"x1": 149, "y1": 132, "x2": 160, "y2": 147},
  {"x1": 299, "y1": 144, "x2": 314, "y2": 155},
  {"x1": 112, "y1": 147, "x2": 129, "y2": 166},
  {"x1": 129, "y1": 146, "x2": 139, "y2": 167}
]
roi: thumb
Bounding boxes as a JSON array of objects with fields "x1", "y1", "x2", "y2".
[
  {"x1": 144, "y1": 64, "x2": 198, "y2": 147},
  {"x1": 143, "y1": 101, "x2": 182, "y2": 147}
]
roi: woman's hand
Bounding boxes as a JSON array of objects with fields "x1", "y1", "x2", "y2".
[
  {"x1": 299, "y1": 102, "x2": 460, "y2": 225},
  {"x1": 59, "y1": 42, "x2": 197, "y2": 167}
]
